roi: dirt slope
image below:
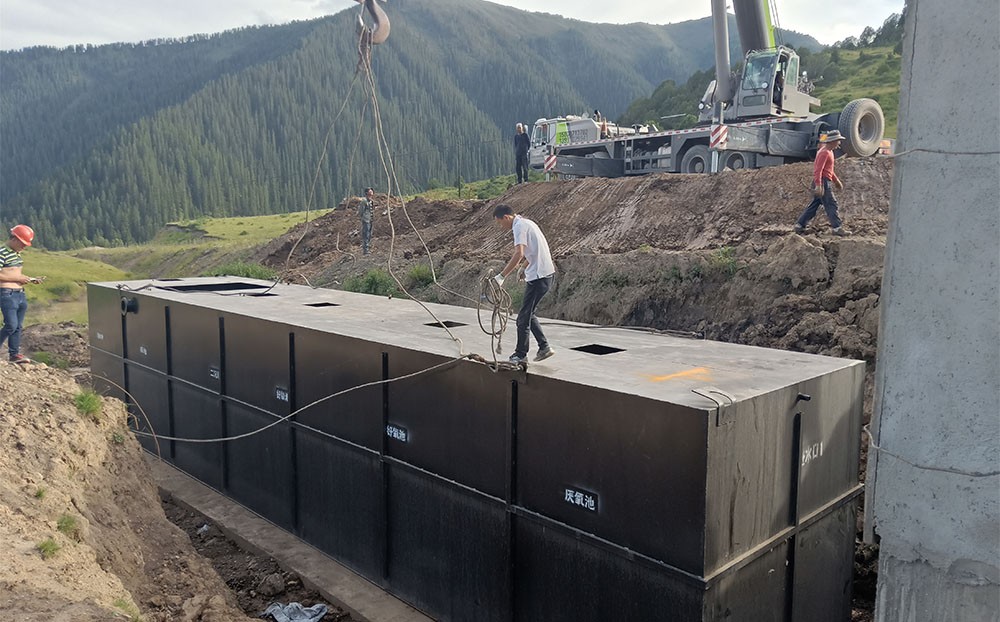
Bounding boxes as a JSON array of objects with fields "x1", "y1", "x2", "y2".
[{"x1": 0, "y1": 364, "x2": 255, "y2": 621}]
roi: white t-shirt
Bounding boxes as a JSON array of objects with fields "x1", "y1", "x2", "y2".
[{"x1": 512, "y1": 215, "x2": 555, "y2": 281}]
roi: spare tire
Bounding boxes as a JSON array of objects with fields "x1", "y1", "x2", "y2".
[{"x1": 838, "y1": 98, "x2": 885, "y2": 157}]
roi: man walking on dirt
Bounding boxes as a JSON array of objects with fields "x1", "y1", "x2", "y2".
[
  {"x1": 794, "y1": 130, "x2": 851, "y2": 236},
  {"x1": 1, "y1": 225, "x2": 43, "y2": 364},
  {"x1": 514, "y1": 123, "x2": 530, "y2": 184},
  {"x1": 492, "y1": 205, "x2": 555, "y2": 365},
  {"x1": 360, "y1": 187, "x2": 375, "y2": 255}
]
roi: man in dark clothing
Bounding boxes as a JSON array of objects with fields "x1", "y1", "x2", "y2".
[
  {"x1": 514, "y1": 123, "x2": 530, "y2": 184},
  {"x1": 360, "y1": 187, "x2": 375, "y2": 255}
]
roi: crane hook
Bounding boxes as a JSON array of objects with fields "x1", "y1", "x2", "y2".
[{"x1": 355, "y1": 0, "x2": 390, "y2": 45}]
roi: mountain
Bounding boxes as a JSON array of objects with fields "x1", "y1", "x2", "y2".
[{"x1": 0, "y1": 0, "x2": 819, "y2": 249}]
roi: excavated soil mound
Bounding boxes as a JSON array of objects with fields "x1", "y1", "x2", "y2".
[{"x1": 0, "y1": 364, "x2": 256, "y2": 621}]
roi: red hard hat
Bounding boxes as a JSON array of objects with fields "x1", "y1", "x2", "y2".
[{"x1": 10, "y1": 224, "x2": 34, "y2": 247}]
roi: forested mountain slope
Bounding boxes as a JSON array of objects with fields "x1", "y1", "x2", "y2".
[{"x1": 1, "y1": 0, "x2": 816, "y2": 249}]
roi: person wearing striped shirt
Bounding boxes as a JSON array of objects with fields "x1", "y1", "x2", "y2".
[{"x1": 1, "y1": 225, "x2": 42, "y2": 364}]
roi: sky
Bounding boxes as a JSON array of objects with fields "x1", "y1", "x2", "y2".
[{"x1": 0, "y1": 0, "x2": 904, "y2": 52}]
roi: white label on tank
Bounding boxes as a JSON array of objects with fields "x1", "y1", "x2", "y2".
[
  {"x1": 564, "y1": 487, "x2": 599, "y2": 512},
  {"x1": 275, "y1": 388, "x2": 289, "y2": 402},
  {"x1": 386, "y1": 424, "x2": 408, "y2": 443},
  {"x1": 139, "y1": 346, "x2": 148, "y2": 356},
  {"x1": 802, "y1": 442, "x2": 825, "y2": 466},
  {"x1": 96, "y1": 332, "x2": 104, "y2": 340},
  {"x1": 209, "y1": 367, "x2": 221, "y2": 380}
]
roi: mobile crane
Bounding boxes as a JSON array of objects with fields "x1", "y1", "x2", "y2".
[{"x1": 528, "y1": 0, "x2": 885, "y2": 177}]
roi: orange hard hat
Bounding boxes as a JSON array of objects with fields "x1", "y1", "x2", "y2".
[{"x1": 10, "y1": 224, "x2": 34, "y2": 247}]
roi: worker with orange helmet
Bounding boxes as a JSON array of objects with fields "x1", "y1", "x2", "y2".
[{"x1": 1, "y1": 225, "x2": 44, "y2": 364}]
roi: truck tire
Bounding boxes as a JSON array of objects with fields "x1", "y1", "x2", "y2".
[
  {"x1": 680, "y1": 144, "x2": 711, "y2": 173},
  {"x1": 721, "y1": 151, "x2": 751, "y2": 170},
  {"x1": 838, "y1": 98, "x2": 885, "y2": 157}
]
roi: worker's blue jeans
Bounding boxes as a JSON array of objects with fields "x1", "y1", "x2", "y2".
[
  {"x1": 361, "y1": 219, "x2": 373, "y2": 255},
  {"x1": 514, "y1": 275, "x2": 552, "y2": 358},
  {"x1": 796, "y1": 179, "x2": 843, "y2": 229},
  {"x1": 0, "y1": 288, "x2": 27, "y2": 358}
]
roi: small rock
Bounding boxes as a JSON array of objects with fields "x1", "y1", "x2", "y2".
[{"x1": 256, "y1": 572, "x2": 286, "y2": 597}]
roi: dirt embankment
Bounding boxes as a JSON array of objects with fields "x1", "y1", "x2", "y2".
[
  {"x1": 260, "y1": 158, "x2": 891, "y2": 370},
  {"x1": 0, "y1": 364, "x2": 256, "y2": 621}
]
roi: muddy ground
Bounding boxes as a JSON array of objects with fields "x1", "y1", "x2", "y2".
[{"x1": 5, "y1": 158, "x2": 893, "y2": 620}]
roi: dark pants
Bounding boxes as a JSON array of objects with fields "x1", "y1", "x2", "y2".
[
  {"x1": 0, "y1": 288, "x2": 27, "y2": 358},
  {"x1": 361, "y1": 219, "x2": 373, "y2": 254},
  {"x1": 515, "y1": 153, "x2": 529, "y2": 184},
  {"x1": 797, "y1": 179, "x2": 843, "y2": 229},
  {"x1": 514, "y1": 276, "x2": 552, "y2": 358}
]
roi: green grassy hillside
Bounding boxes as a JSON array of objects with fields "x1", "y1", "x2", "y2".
[
  {"x1": 20, "y1": 252, "x2": 130, "y2": 325},
  {"x1": 20, "y1": 209, "x2": 328, "y2": 325}
]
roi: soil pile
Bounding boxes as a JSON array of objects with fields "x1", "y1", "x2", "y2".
[{"x1": 0, "y1": 364, "x2": 255, "y2": 621}]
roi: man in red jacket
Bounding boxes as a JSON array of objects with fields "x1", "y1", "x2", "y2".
[{"x1": 794, "y1": 130, "x2": 851, "y2": 236}]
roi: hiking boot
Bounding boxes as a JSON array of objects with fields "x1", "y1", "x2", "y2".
[
  {"x1": 534, "y1": 346, "x2": 555, "y2": 362},
  {"x1": 793, "y1": 224, "x2": 805, "y2": 234},
  {"x1": 832, "y1": 227, "x2": 851, "y2": 236},
  {"x1": 508, "y1": 353, "x2": 528, "y2": 365},
  {"x1": 9, "y1": 354, "x2": 31, "y2": 365}
]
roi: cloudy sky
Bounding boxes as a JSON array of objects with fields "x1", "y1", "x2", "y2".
[{"x1": 0, "y1": 0, "x2": 904, "y2": 52}]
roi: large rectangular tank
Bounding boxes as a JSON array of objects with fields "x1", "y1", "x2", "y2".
[{"x1": 88, "y1": 277, "x2": 863, "y2": 622}]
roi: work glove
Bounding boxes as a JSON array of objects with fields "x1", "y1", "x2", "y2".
[
  {"x1": 493, "y1": 274, "x2": 505, "y2": 286},
  {"x1": 812, "y1": 184, "x2": 823, "y2": 198},
  {"x1": 834, "y1": 179, "x2": 844, "y2": 191}
]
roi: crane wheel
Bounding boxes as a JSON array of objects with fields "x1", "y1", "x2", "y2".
[
  {"x1": 680, "y1": 144, "x2": 711, "y2": 174},
  {"x1": 839, "y1": 98, "x2": 885, "y2": 157}
]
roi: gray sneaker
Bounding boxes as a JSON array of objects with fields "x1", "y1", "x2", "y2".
[
  {"x1": 793, "y1": 224, "x2": 805, "y2": 234},
  {"x1": 832, "y1": 227, "x2": 851, "y2": 236},
  {"x1": 508, "y1": 354, "x2": 528, "y2": 365},
  {"x1": 534, "y1": 346, "x2": 555, "y2": 362}
]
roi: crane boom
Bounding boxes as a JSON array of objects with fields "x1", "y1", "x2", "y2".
[{"x1": 732, "y1": 0, "x2": 777, "y2": 52}]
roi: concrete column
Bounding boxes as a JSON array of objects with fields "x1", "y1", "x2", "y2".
[{"x1": 865, "y1": 1, "x2": 1000, "y2": 621}]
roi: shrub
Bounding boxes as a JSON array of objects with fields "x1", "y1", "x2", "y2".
[
  {"x1": 343, "y1": 269, "x2": 400, "y2": 297},
  {"x1": 36, "y1": 538, "x2": 60, "y2": 559},
  {"x1": 205, "y1": 261, "x2": 277, "y2": 280},
  {"x1": 34, "y1": 487, "x2": 46, "y2": 499},
  {"x1": 407, "y1": 264, "x2": 434, "y2": 287},
  {"x1": 74, "y1": 390, "x2": 102, "y2": 419}
]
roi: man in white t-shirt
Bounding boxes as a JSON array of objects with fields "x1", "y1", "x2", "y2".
[{"x1": 492, "y1": 204, "x2": 556, "y2": 365}]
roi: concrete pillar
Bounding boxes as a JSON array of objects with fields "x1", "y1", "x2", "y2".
[{"x1": 864, "y1": 0, "x2": 1000, "y2": 621}]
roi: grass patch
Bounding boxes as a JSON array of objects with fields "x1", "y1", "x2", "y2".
[
  {"x1": 34, "y1": 486, "x2": 46, "y2": 499},
  {"x1": 74, "y1": 390, "x2": 102, "y2": 420},
  {"x1": 343, "y1": 269, "x2": 400, "y2": 297},
  {"x1": 407, "y1": 264, "x2": 435, "y2": 287},
  {"x1": 36, "y1": 538, "x2": 60, "y2": 559},
  {"x1": 111, "y1": 431, "x2": 126, "y2": 445},
  {"x1": 166, "y1": 210, "x2": 332, "y2": 245},
  {"x1": 113, "y1": 597, "x2": 142, "y2": 622},
  {"x1": 204, "y1": 261, "x2": 277, "y2": 280},
  {"x1": 31, "y1": 351, "x2": 71, "y2": 369},
  {"x1": 709, "y1": 246, "x2": 740, "y2": 277},
  {"x1": 57, "y1": 513, "x2": 81, "y2": 540}
]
